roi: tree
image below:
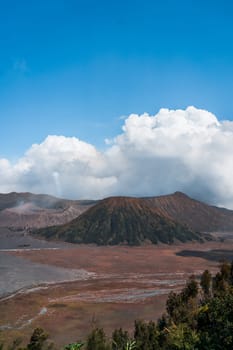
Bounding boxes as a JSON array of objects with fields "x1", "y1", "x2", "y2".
[
  {"x1": 124, "y1": 340, "x2": 137, "y2": 350},
  {"x1": 27, "y1": 328, "x2": 51, "y2": 350},
  {"x1": 200, "y1": 270, "x2": 212, "y2": 298},
  {"x1": 86, "y1": 328, "x2": 110, "y2": 350},
  {"x1": 220, "y1": 261, "x2": 231, "y2": 281},
  {"x1": 134, "y1": 320, "x2": 159, "y2": 349},
  {"x1": 197, "y1": 292, "x2": 233, "y2": 349},
  {"x1": 64, "y1": 342, "x2": 84, "y2": 350},
  {"x1": 166, "y1": 292, "x2": 182, "y2": 321},
  {"x1": 112, "y1": 328, "x2": 129, "y2": 350},
  {"x1": 182, "y1": 275, "x2": 198, "y2": 301},
  {"x1": 165, "y1": 323, "x2": 199, "y2": 350},
  {"x1": 230, "y1": 260, "x2": 233, "y2": 285},
  {"x1": 212, "y1": 272, "x2": 228, "y2": 294}
]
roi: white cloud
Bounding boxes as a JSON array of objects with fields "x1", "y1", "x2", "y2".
[{"x1": 1, "y1": 106, "x2": 233, "y2": 208}]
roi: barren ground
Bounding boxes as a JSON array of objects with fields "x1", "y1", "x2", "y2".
[{"x1": 1, "y1": 232, "x2": 233, "y2": 347}]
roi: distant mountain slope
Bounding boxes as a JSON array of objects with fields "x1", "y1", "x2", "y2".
[
  {"x1": 0, "y1": 192, "x2": 96, "y2": 228},
  {"x1": 36, "y1": 196, "x2": 207, "y2": 245},
  {"x1": 144, "y1": 191, "x2": 233, "y2": 232},
  {"x1": 2, "y1": 191, "x2": 233, "y2": 234}
]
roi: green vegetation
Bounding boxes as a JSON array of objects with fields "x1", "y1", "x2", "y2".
[
  {"x1": 1, "y1": 261, "x2": 233, "y2": 349},
  {"x1": 35, "y1": 197, "x2": 207, "y2": 245}
]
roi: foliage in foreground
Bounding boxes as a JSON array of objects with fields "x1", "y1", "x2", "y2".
[{"x1": 1, "y1": 261, "x2": 233, "y2": 350}]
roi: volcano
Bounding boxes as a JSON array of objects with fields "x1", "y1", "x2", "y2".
[
  {"x1": 144, "y1": 191, "x2": 233, "y2": 232},
  {"x1": 36, "y1": 196, "x2": 207, "y2": 245},
  {"x1": 0, "y1": 192, "x2": 96, "y2": 229}
]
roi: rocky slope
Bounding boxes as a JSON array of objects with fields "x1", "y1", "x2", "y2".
[
  {"x1": 0, "y1": 192, "x2": 96, "y2": 229},
  {"x1": 2, "y1": 191, "x2": 233, "y2": 237},
  {"x1": 144, "y1": 192, "x2": 233, "y2": 232},
  {"x1": 36, "y1": 196, "x2": 207, "y2": 245}
]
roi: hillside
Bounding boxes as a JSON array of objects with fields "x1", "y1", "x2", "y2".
[
  {"x1": 2, "y1": 191, "x2": 233, "y2": 234},
  {"x1": 36, "y1": 196, "x2": 206, "y2": 245},
  {"x1": 0, "y1": 192, "x2": 96, "y2": 228},
  {"x1": 144, "y1": 191, "x2": 233, "y2": 232}
]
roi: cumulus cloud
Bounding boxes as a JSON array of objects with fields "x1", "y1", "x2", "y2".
[{"x1": 1, "y1": 106, "x2": 233, "y2": 208}]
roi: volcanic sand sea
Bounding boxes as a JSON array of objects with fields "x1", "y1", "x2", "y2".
[{"x1": 1, "y1": 232, "x2": 233, "y2": 346}]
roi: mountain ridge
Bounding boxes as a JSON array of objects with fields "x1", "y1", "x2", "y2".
[
  {"x1": 0, "y1": 192, "x2": 97, "y2": 228},
  {"x1": 1, "y1": 191, "x2": 233, "y2": 236},
  {"x1": 36, "y1": 196, "x2": 209, "y2": 245},
  {"x1": 143, "y1": 191, "x2": 233, "y2": 232}
]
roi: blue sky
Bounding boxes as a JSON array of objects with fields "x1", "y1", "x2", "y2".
[{"x1": 1, "y1": 0, "x2": 233, "y2": 159}]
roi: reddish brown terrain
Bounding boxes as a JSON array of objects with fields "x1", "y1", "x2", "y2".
[
  {"x1": 1, "y1": 191, "x2": 233, "y2": 346},
  {"x1": 1, "y1": 240, "x2": 233, "y2": 346}
]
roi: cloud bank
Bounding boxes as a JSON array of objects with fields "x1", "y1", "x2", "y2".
[{"x1": 1, "y1": 106, "x2": 233, "y2": 208}]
